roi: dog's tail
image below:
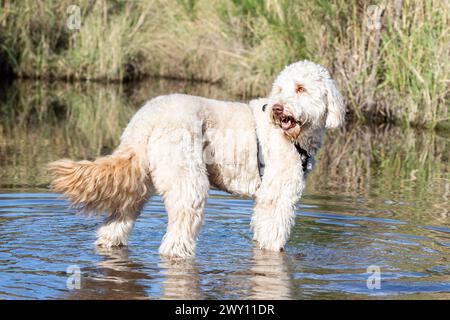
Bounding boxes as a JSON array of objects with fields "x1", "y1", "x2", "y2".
[{"x1": 48, "y1": 147, "x2": 150, "y2": 219}]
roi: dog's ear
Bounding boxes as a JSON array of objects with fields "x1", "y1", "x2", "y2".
[{"x1": 325, "y1": 79, "x2": 345, "y2": 128}]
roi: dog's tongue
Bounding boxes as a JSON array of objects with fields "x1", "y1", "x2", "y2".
[{"x1": 282, "y1": 119, "x2": 295, "y2": 130}]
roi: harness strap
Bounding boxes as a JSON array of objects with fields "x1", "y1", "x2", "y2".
[
  {"x1": 256, "y1": 134, "x2": 265, "y2": 177},
  {"x1": 294, "y1": 143, "x2": 311, "y2": 173}
]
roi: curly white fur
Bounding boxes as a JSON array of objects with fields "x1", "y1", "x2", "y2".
[{"x1": 49, "y1": 60, "x2": 345, "y2": 258}]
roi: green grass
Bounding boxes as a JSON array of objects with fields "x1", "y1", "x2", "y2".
[{"x1": 0, "y1": 0, "x2": 448, "y2": 128}]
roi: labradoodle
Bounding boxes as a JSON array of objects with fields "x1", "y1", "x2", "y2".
[{"x1": 48, "y1": 60, "x2": 345, "y2": 258}]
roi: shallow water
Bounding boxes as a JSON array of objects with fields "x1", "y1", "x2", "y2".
[
  {"x1": 0, "y1": 80, "x2": 449, "y2": 299},
  {"x1": 1, "y1": 188, "x2": 450, "y2": 299}
]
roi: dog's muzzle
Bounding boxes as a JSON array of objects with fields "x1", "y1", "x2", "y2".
[{"x1": 269, "y1": 103, "x2": 307, "y2": 130}]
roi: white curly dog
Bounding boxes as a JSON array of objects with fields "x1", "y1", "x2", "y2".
[{"x1": 49, "y1": 60, "x2": 345, "y2": 258}]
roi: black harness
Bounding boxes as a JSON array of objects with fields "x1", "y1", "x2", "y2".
[
  {"x1": 295, "y1": 143, "x2": 311, "y2": 172},
  {"x1": 256, "y1": 104, "x2": 310, "y2": 178}
]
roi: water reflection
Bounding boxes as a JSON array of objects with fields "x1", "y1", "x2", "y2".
[
  {"x1": 248, "y1": 249, "x2": 293, "y2": 299},
  {"x1": 160, "y1": 257, "x2": 202, "y2": 300},
  {"x1": 157, "y1": 249, "x2": 295, "y2": 300},
  {"x1": 62, "y1": 247, "x2": 295, "y2": 300},
  {"x1": 0, "y1": 79, "x2": 233, "y2": 188},
  {"x1": 65, "y1": 247, "x2": 151, "y2": 300}
]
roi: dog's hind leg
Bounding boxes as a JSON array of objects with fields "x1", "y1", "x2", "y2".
[
  {"x1": 95, "y1": 193, "x2": 151, "y2": 248},
  {"x1": 95, "y1": 213, "x2": 139, "y2": 248},
  {"x1": 92, "y1": 167, "x2": 154, "y2": 248},
  {"x1": 158, "y1": 184, "x2": 208, "y2": 258},
  {"x1": 148, "y1": 126, "x2": 209, "y2": 258},
  {"x1": 49, "y1": 147, "x2": 152, "y2": 248}
]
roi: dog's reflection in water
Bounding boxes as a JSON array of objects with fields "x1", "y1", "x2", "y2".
[
  {"x1": 159, "y1": 249, "x2": 293, "y2": 300},
  {"x1": 65, "y1": 247, "x2": 293, "y2": 299},
  {"x1": 247, "y1": 249, "x2": 294, "y2": 299},
  {"x1": 65, "y1": 247, "x2": 151, "y2": 299},
  {"x1": 159, "y1": 257, "x2": 202, "y2": 299}
]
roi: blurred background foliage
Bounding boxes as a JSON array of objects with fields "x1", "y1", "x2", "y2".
[{"x1": 0, "y1": 0, "x2": 448, "y2": 128}]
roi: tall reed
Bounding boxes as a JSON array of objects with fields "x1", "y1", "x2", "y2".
[{"x1": 0, "y1": 0, "x2": 448, "y2": 128}]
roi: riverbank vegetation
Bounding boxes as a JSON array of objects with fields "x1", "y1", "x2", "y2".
[{"x1": 0, "y1": 0, "x2": 448, "y2": 128}]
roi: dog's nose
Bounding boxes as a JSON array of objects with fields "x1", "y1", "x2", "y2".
[{"x1": 272, "y1": 104, "x2": 284, "y2": 115}]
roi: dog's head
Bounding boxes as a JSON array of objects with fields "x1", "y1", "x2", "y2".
[{"x1": 267, "y1": 60, "x2": 345, "y2": 140}]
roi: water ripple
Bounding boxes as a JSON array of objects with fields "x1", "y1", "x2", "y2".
[{"x1": 0, "y1": 190, "x2": 449, "y2": 299}]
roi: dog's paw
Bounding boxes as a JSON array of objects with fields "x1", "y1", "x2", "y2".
[
  {"x1": 94, "y1": 236, "x2": 127, "y2": 248},
  {"x1": 95, "y1": 223, "x2": 129, "y2": 248},
  {"x1": 159, "y1": 234, "x2": 196, "y2": 258},
  {"x1": 253, "y1": 233, "x2": 286, "y2": 252},
  {"x1": 256, "y1": 241, "x2": 285, "y2": 252}
]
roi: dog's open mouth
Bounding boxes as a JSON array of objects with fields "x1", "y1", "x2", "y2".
[
  {"x1": 270, "y1": 104, "x2": 307, "y2": 131},
  {"x1": 280, "y1": 115, "x2": 297, "y2": 130}
]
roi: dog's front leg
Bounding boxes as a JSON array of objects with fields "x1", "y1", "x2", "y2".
[
  {"x1": 251, "y1": 175, "x2": 305, "y2": 252},
  {"x1": 251, "y1": 197, "x2": 296, "y2": 252}
]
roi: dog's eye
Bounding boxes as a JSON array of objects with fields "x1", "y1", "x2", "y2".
[{"x1": 295, "y1": 84, "x2": 306, "y2": 94}]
